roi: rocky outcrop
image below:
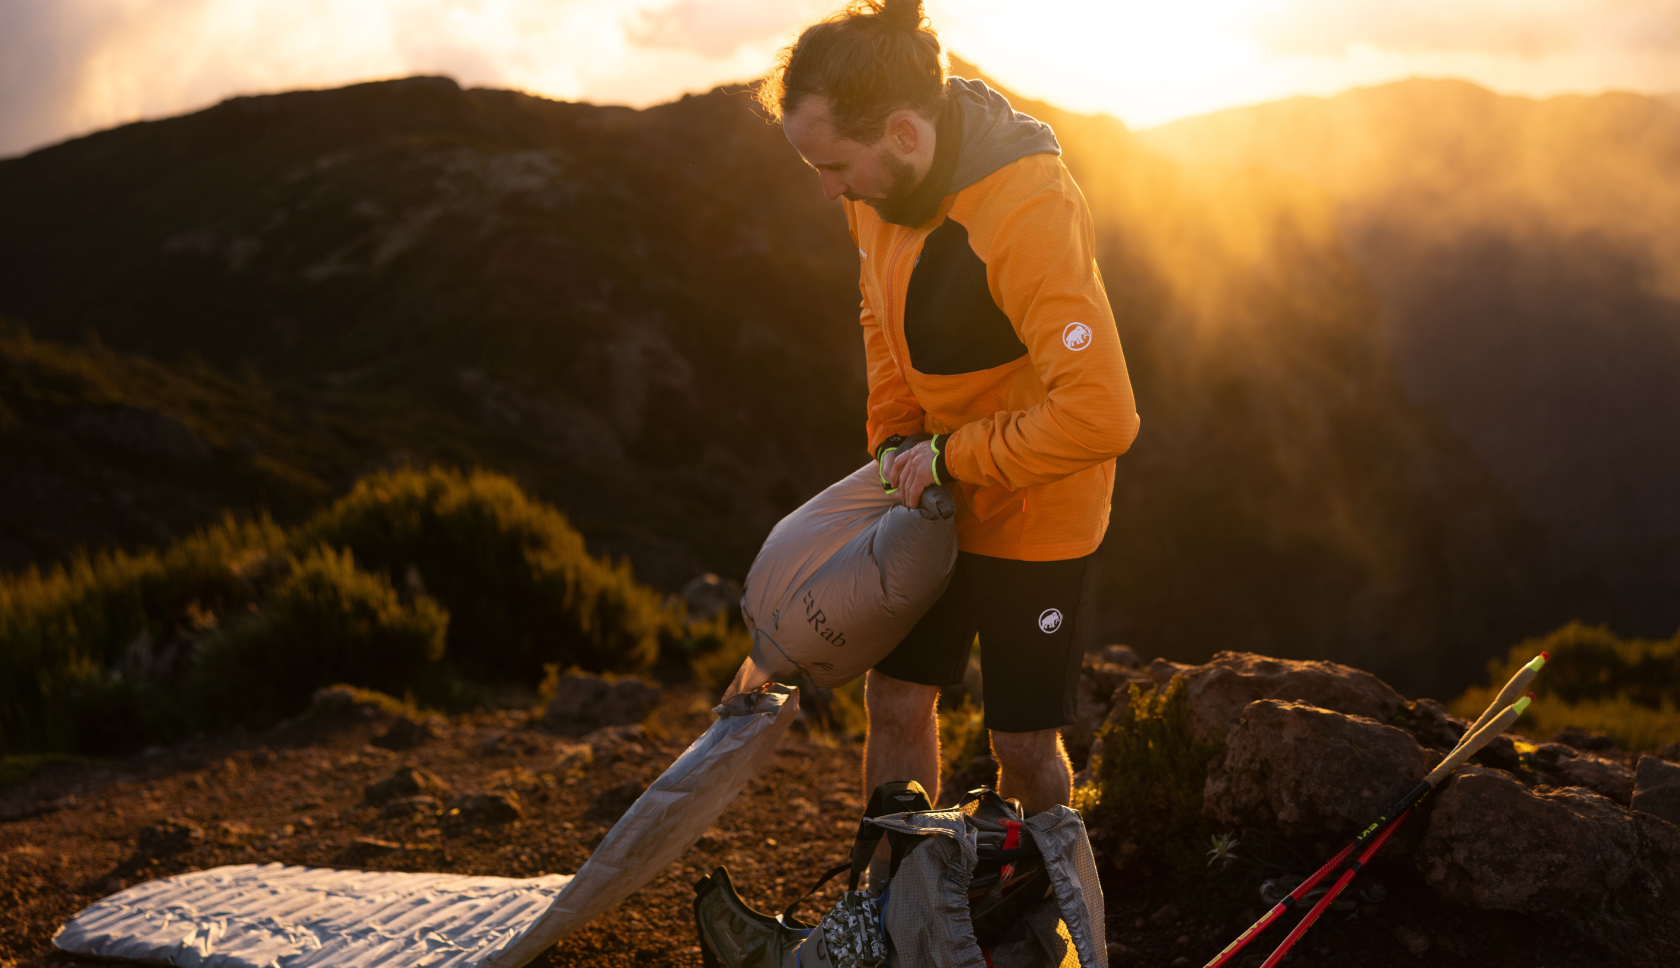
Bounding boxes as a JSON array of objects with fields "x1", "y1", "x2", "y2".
[
  {"x1": 1088, "y1": 651, "x2": 1410, "y2": 746},
  {"x1": 1417, "y1": 766, "x2": 1680, "y2": 941},
  {"x1": 1632, "y1": 755, "x2": 1680, "y2": 827},
  {"x1": 543, "y1": 673, "x2": 662, "y2": 731},
  {"x1": 1527, "y1": 743, "x2": 1635, "y2": 805},
  {"x1": 364, "y1": 766, "x2": 451, "y2": 805},
  {"x1": 1203, "y1": 700, "x2": 1432, "y2": 839}
]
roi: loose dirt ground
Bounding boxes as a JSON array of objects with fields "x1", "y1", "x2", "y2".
[{"x1": 0, "y1": 687, "x2": 1666, "y2": 968}]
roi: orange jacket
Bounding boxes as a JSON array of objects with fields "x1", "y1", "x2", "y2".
[{"x1": 847, "y1": 152, "x2": 1140, "y2": 561}]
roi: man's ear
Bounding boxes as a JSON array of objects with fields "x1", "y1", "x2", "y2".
[{"x1": 885, "y1": 112, "x2": 921, "y2": 156}]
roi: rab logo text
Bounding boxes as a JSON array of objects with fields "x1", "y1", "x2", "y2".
[
  {"x1": 803, "y1": 589, "x2": 847, "y2": 648},
  {"x1": 1062, "y1": 321, "x2": 1093, "y2": 351},
  {"x1": 1038, "y1": 608, "x2": 1063, "y2": 633}
]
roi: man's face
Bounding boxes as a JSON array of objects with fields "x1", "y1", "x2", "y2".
[{"x1": 783, "y1": 98, "x2": 920, "y2": 212}]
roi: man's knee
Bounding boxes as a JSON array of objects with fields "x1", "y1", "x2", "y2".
[
  {"x1": 865, "y1": 670, "x2": 938, "y2": 732},
  {"x1": 989, "y1": 728, "x2": 1064, "y2": 769}
]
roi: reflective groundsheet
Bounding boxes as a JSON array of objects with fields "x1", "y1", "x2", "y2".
[{"x1": 54, "y1": 686, "x2": 800, "y2": 967}]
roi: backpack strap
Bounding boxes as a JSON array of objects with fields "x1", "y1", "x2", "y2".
[
  {"x1": 846, "y1": 780, "x2": 931, "y2": 891},
  {"x1": 781, "y1": 780, "x2": 932, "y2": 923}
]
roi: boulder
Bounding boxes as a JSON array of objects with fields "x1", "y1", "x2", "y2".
[
  {"x1": 1417, "y1": 766, "x2": 1680, "y2": 940},
  {"x1": 1527, "y1": 744, "x2": 1635, "y2": 805},
  {"x1": 1551, "y1": 725, "x2": 1617, "y2": 752},
  {"x1": 1203, "y1": 700, "x2": 1431, "y2": 840},
  {"x1": 1144, "y1": 652, "x2": 1408, "y2": 744},
  {"x1": 1100, "y1": 645, "x2": 1141, "y2": 668},
  {"x1": 542, "y1": 673, "x2": 662, "y2": 730},
  {"x1": 364, "y1": 766, "x2": 451, "y2": 805},
  {"x1": 1632, "y1": 754, "x2": 1680, "y2": 828},
  {"x1": 447, "y1": 791, "x2": 523, "y2": 827},
  {"x1": 135, "y1": 818, "x2": 204, "y2": 858},
  {"x1": 682, "y1": 573, "x2": 743, "y2": 622},
  {"x1": 381, "y1": 794, "x2": 443, "y2": 819},
  {"x1": 1390, "y1": 698, "x2": 1468, "y2": 751},
  {"x1": 373, "y1": 713, "x2": 445, "y2": 750}
]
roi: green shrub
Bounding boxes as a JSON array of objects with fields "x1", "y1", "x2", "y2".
[
  {"x1": 1075, "y1": 675, "x2": 1221, "y2": 881},
  {"x1": 299, "y1": 467, "x2": 674, "y2": 682},
  {"x1": 689, "y1": 614, "x2": 754, "y2": 690},
  {"x1": 1453, "y1": 622, "x2": 1680, "y2": 749},
  {"x1": 189, "y1": 546, "x2": 447, "y2": 725},
  {"x1": 0, "y1": 515, "x2": 286, "y2": 752}
]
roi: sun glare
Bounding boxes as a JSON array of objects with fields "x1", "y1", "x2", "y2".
[{"x1": 6, "y1": 0, "x2": 1680, "y2": 156}]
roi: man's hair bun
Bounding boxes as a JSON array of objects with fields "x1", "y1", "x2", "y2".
[
  {"x1": 878, "y1": 0, "x2": 926, "y2": 31},
  {"x1": 759, "y1": 0, "x2": 947, "y2": 142}
]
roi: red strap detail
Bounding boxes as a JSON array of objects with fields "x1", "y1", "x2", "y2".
[{"x1": 982, "y1": 947, "x2": 995, "y2": 968}]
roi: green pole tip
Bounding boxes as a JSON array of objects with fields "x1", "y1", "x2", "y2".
[
  {"x1": 1513, "y1": 695, "x2": 1533, "y2": 716},
  {"x1": 1528, "y1": 653, "x2": 1548, "y2": 671}
]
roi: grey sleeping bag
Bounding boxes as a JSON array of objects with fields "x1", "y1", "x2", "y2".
[{"x1": 730, "y1": 460, "x2": 958, "y2": 692}]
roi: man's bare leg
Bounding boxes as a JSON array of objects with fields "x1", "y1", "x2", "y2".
[
  {"x1": 862, "y1": 669, "x2": 941, "y2": 882},
  {"x1": 989, "y1": 728, "x2": 1072, "y2": 815}
]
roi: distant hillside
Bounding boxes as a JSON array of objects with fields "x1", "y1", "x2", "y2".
[
  {"x1": 1143, "y1": 79, "x2": 1680, "y2": 639},
  {"x1": 0, "y1": 73, "x2": 1593, "y2": 695}
]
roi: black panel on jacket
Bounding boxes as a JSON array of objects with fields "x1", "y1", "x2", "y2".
[{"x1": 903, "y1": 217, "x2": 1027, "y2": 375}]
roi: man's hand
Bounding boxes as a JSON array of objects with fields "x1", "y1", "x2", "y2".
[{"x1": 888, "y1": 440, "x2": 938, "y2": 509}]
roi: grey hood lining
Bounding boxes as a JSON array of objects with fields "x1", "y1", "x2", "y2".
[{"x1": 945, "y1": 77, "x2": 1061, "y2": 195}]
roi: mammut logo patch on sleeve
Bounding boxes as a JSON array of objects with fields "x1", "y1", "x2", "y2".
[
  {"x1": 1038, "y1": 608, "x2": 1064, "y2": 633},
  {"x1": 1062, "y1": 322, "x2": 1093, "y2": 351}
]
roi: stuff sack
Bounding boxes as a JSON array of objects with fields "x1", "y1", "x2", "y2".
[{"x1": 731, "y1": 461, "x2": 958, "y2": 693}]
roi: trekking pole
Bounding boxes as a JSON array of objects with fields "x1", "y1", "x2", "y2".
[
  {"x1": 1203, "y1": 690, "x2": 1535, "y2": 968},
  {"x1": 1448, "y1": 652, "x2": 1546, "y2": 757},
  {"x1": 1252, "y1": 694, "x2": 1533, "y2": 968}
]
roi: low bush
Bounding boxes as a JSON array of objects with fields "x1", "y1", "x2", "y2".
[
  {"x1": 189, "y1": 546, "x2": 447, "y2": 725},
  {"x1": 1075, "y1": 676, "x2": 1222, "y2": 882},
  {"x1": 1454, "y1": 622, "x2": 1680, "y2": 749},
  {"x1": 3, "y1": 465, "x2": 733, "y2": 755},
  {"x1": 299, "y1": 468, "x2": 676, "y2": 682},
  {"x1": 0, "y1": 515, "x2": 286, "y2": 752}
]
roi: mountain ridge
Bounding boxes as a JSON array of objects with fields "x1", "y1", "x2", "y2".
[{"x1": 0, "y1": 71, "x2": 1607, "y2": 695}]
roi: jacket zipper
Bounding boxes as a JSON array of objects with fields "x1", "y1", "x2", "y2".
[{"x1": 883, "y1": 228, "x2": 919, "y2": 370}]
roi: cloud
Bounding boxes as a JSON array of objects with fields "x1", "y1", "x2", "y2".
[
  {"x1": 0, "y1": 0, "x2": 810, "y2": 157},
  {"x1": 630, "y1": 0, "x2": 817, "y2": 59},
  {"x1": 3, "y1": 0, "x2": 1679, "y2": 157}
]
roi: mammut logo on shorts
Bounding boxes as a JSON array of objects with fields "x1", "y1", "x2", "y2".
[
  {"x1": 1062, "y1": 322, "x2": 1093, "y2": 351},
  {"x1": 803, "y1": 589, "x2": 847, "y2": 647},
  {"x1": 1038, "y1": 608, "x2": 1063, "y2": 633}
]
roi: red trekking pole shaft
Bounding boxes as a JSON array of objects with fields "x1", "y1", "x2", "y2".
[
  {"x1": 1256, "y1": 809, "x2": 1412, "y2": 968},
  {"x1": 1200, "y1": 812, "x2": 1404, "y2": 968}
]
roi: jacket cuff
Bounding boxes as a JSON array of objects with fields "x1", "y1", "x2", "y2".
[
  {"x1": 929, "y1": 433, "x2": 954, "y2": 486},
  {"x1": 875, "y1": 435, "x2": 907, "y2": 490}
]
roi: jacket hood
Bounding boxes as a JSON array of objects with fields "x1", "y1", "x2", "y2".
[
  {"x1": 946, "y1": 77, "x2": 1061, "y2": 193},
  {"x1": 876, "y1": 77, "x2": 1061, "y2": 226}
]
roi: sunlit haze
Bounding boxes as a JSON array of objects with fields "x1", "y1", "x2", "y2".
[{"x1": 2, "y1": 0, "x2": 1678, "y2": 155}]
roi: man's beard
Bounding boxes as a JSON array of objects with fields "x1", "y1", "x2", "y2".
[{"x1": 848, "y1": 149, "x2": 920, "y2": 216}]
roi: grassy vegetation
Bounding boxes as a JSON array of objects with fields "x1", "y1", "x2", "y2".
[
  {"x1": 1075, "y1": 676, "x2": 1223, "y2": 882},
  {"x1": 0, "y1": 466, "x2": 746, "y2": 756},
  {"x1": 1452, "y1": 622, "x2": 1680, "y2": 749}
]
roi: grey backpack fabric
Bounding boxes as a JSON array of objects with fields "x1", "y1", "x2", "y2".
[
  {"x1": 734, "y1": 461, "x2": 958, "y2": 690},
  {"x1": 859, "y1": 806, "x2": 1106, "y2": 968}
]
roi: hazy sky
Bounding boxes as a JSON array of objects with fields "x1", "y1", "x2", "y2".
[{"x1": 2, "y1": 0, "x2": 1677, "y2": 156}]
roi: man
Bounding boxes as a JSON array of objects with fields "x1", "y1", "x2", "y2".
[{"x1": 762, "y1": 0, "x2": 1140, "y2": 816}]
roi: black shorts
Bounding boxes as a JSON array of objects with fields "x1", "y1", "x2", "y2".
[{"x1": 873, "y1": 551, "x2": 1091, "y2": 733}]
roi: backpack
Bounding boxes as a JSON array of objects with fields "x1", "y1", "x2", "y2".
[{"x1": 692, "y1": 783, "x2": 1107, "y2": 968}]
